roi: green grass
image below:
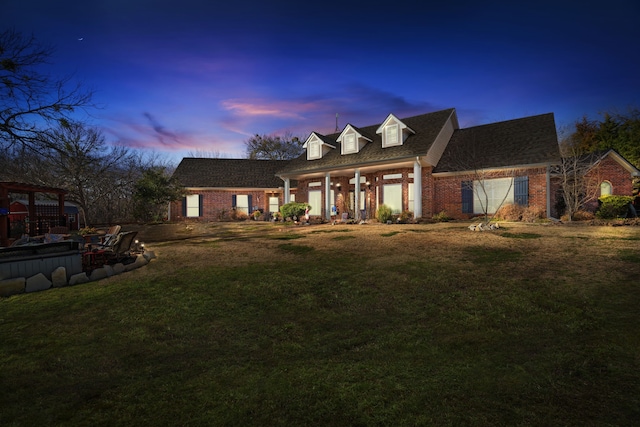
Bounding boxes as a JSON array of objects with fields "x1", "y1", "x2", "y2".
[
  {"x1": 331, "y1": 235, "x2": 356, "y2": 241},
  {"x1": 619, "y1": 249, "x2": 640, "y2": 263},
  {"x1": 500, "y1": 232, "x2": 542, "y2": 239},
  {"x1": 277, "y1": 243, "x2": 314, "y2": 253},
  {"x1": 1, "y1": 224, "x2": 639, "y2": 426},
  {"x1": 310, "y1": 229, "x2": 353, "y2": 234},
  {"x1": 269, "y1": 233, "x2": 305, "y2": 240}
]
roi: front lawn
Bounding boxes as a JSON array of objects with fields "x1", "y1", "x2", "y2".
[{"x1": 1, "y1": 222, "x2": 639, "y2": 426}]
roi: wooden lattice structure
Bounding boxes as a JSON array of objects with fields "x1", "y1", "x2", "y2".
[{"x1": 0, "y1": 182, "x2": 67, "y2": 247}]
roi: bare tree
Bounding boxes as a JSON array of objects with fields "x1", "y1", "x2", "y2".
[
  {"x1": 0, "y1": 29, "x2": 94, "y2": 151},
  {"x1": 555, "y1": 143, "x2": 602, "y2": 221},
  {"x1": 186, "y1": 149, "x2": 226, "y2": 158},
  {"x1": 33, "y1": 122, "x2": 138, "y2": 225},
  {"x1": 244, "y1": 131, "x2": 304, "y2": 160}
]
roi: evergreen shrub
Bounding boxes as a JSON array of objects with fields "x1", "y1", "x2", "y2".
[
  {"x1": 377, "y1": 204, "x2": 393, "y2": 223},
  {"x1": 596, "y1": 195, "x2": 634, "y2": 219}
]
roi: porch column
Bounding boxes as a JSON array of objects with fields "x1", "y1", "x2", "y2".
[
  {"x1": 354, "y1": 169, "x2": 361, "y2": 221},
  {"x1": 283, "y1": 178, "x2": 290, "y2": 204},
  {"x1": 324, "y1": 172, "x2": 331, "y2": 221},
  {"x1": 413, "y1": 159, "x2": 422, "y2": 218}
]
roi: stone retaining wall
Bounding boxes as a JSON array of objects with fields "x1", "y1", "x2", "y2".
[{"x1": 0, "y1": 251, "x2": 156, "y2": 298}]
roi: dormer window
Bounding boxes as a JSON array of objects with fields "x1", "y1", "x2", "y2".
[
  {"x1": 377, "y1": 113, "x2": 415, "y2": 148},
  {"x1": 337, "y1": 125, "x2": 372, "y2": 155},
  {"x1": 385, "y1": 124, "x2": 399, "y2": 146},
  {"x1": 303, "y1": 132, "x2": 335, "y2": 160},
  {"x1": 344, "y1": 134, "x2": 356, "y2": 153},
  {"x1": 308, "y1": 140, "x2": 320, "y2": 159}
]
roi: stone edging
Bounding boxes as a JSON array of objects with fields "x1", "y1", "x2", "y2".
[{"x1": 0, "y1": 251, "x2": 156, "y2": 298}]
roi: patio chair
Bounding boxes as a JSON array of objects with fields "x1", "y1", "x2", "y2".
[
  {"x1": 103, "y1": 231, "x2": 138, "y2": 264},
  {"x1": 101, "y1": 225, "x2": 121, "y2": 246}
]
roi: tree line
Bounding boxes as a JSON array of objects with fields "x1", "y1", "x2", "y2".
[{"x1": 0, "y1": 29, "x2": 181, "y2": 226}]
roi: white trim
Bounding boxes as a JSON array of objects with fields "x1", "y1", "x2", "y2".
[{"x1": 383, "y1": 173, "x2": 402, "y2": 180}]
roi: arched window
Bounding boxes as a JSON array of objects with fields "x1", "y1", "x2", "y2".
[{"x1": 600, "y1": 181, "x2": 612, "y2": 197}]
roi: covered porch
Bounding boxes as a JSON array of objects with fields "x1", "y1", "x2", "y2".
[{"x1": 280, "y1": 157, "x2": 427, "y2": 221}]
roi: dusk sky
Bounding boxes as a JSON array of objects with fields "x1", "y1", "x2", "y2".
[{"x1": 4, "y1": 1, "x2": 639, "y2": 162}]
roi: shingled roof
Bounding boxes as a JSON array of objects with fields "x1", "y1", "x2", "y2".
[
  {"x1": 433, "y1": 113, "x2": 560, "y2": 173},
  {"x1": 173, "y1": 158, "x2": 289, "y2": 188},
  {"x1": 278, "y1": 108, "x2": 456, "y2": 176}
]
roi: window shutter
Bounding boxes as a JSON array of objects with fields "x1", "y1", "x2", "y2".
[
  {"x1": 199, "y1": 194, "x2": 204, "y2": 217},
  {"x1": 182, "y1": 197, "x2": 187, "y2": 216},
  {"x1": 514, "y1": 176, "x2": 529, "y2": 206},
  {"x1": 461, "y1": 181, "x2": 473, "y2": 214},
  {"x1": 248, "y1": 195, "x2": 253, "y2": 212},
  {"x1": 232, "y1": 194, "x2": 237, "y2": 208}
]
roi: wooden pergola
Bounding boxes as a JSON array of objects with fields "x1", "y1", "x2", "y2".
[{"x1": 0, "y1": 182, "x2": 67, "y2": 247}]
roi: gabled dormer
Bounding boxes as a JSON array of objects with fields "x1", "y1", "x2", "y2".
[
  {"x1": 376, "y1": 113, "x2": 416, "y2": 148},
  {"x1": 337, "y1": 124, "x2": 372, "y2": 155},
  {"x1": 303, "y1": 132, "x2": 336, "y2": 160}
]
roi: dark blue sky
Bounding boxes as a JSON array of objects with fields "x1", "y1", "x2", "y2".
[{"x1": 4, "y1": 0, "x2": 639, "y2": 161}]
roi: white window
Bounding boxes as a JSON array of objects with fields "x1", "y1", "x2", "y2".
[
  {"x1": 344, "y1": 133, "x2": 356, "y2": 153},
  {"x1": 269, "y1": 197, "x2": 279, "y2": 213},
  {"x1": 383, "y1": 184, "x2": 402, "y2": 214},
  {"x1": 186, "y1": 194, "x2": 200, "y2": 217},
  {"x1": 308, "y1": 191, "x2": 322, "y2": 216},
  {"x1": 600, "y1": 181, "x2": 612, "y2": 197},
  {"x1": 309, "y1": 141, "x2": 320, "y2": 159},
  {"x1": 473, "y1": 177, "x2": 514, "y2": 214},
  {"x1": 408, "y1": 183, "x2": 414, "y2": 213},
  {"x1": 290, "y1": 193, "x2": 296, "y2": 202},
  {"x1": 385, "y1": 124, "x2": 399, "y2": 147},
  {"x1": 236, "y1": 195, "x2": 249, "y2": 215}
]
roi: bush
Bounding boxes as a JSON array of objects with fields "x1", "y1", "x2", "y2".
[
  {"x1": 432, "y1": 210, "x2": 451, "y2": 222},
  {"x1": 521, "y1": 206, "x2": 546, "y2": 222},
  {"x1": 574, "y1": 210, "x2": 595, "y2": 221},
  {"x1": 596, "y1": 195, "x2": 634, "y2": 219},
  {"x1": 495, "y1": 203, "x2": 523, "y2": 221},
  {"x1": 230, "y1": 210, "x2": 248, "y2": 221},
  {"x1": 280, "y1": 202, "x2": 309, "y2": 221},
  {"x1": 377, "y1": 204, "x2": 393, "y2": 223},
  {"x1": 398, "y1": 210, "x2": 413, "y2": 223},
  {"x1": 252, "y1": 209, "x2": 264, "y2": 220}
]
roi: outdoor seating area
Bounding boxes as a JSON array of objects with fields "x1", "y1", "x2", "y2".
[
  {"x1": 0, "y1": 221, "x2": 153, "y2": 297},
  {"x1": 3, "y1": 224, "x2": 140, "y2": 273},
  {"x1": 82, "y1": 230, "x2": 138, "y2": 272}
]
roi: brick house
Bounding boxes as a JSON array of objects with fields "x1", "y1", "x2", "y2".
[
  {"x1": 170, "y1": 159, "x2": 292, "y2": 221},
  {"x1": 171, "y1": 108, "x2": 639, "y2": 221}
]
